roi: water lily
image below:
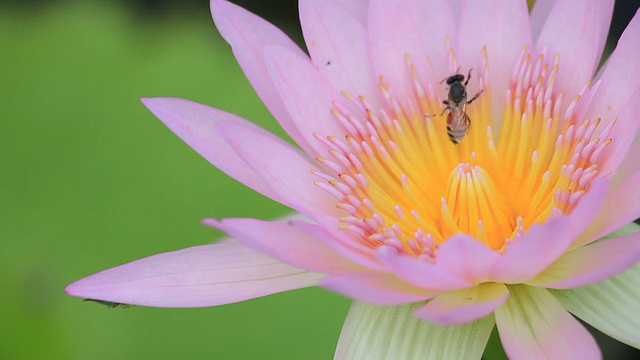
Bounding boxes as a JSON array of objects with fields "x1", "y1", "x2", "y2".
[{"x1": 66, "y1": 0, "x2": 640, "y2": 358}]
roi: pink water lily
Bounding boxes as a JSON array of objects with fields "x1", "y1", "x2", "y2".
[{"x1": 66, "y1": 0, "x2": 640, "y2": 358}]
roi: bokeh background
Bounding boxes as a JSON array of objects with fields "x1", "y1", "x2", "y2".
[{"x1": 1, "y1": 0, "x2": 639, "y2": 359}]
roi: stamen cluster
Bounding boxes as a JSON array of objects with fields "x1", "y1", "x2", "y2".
[{"x1": 314, "y1": 46, "x2": 613, "y2": 255}]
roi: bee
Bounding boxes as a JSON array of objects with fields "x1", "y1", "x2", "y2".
[{"x1": 441, "y1": 69, "x2": 483, "y2": 144}]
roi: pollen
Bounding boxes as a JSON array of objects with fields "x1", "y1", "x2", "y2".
[{"x1": 314, "y1": 46, "x2": 612, "y2": 255}]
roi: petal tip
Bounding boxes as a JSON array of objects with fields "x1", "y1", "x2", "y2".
[
  {"x1": 64, "y1": 278, "x2": 95, "y2": 299},
  {"x1": 201, "y1": 217, "x2": 220, "y2": 228},
  {"x1": 139, "y1": 97, "x2": 158, "y2": 110},
  {"x1": 63, "y1": 282, "x2": 79, "y2": 296}
]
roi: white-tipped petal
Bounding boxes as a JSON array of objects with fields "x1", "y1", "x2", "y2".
[
  {"x1": 551, "y1": 263, "x2": 640, "y2": 349},
  {"x1": 335, "y1": 302, "x2": 494, "y2": 360},
  {"x1": 495, "y1": 285, "x2": 600, "y2": 360}
]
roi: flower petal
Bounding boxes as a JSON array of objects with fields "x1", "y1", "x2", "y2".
[
  {"x1": 215, "y1": 120, "x2": 343, "y2": 218},
  {"x1": 65, "y1": 241, "x2": 321, "y2": 307},
  {"x1": 293, "y1": 219, "x2": 384, "y2": 270},
  {"x1": 406, "y1": 0, "x2": 457, "y2": 78},
  {"x1": 204, "y1": 217, "x2": 361, "y2": 274},
  {"x1": 495, "y1": 285, "x2": 601, "y2": 360},
  {"x1": 448, "y1": 0, "x2": 463, "y2": 24},
  {"x1": 551, "y1": 263, "x2": 640, "y2": 349},
  {"x1": 319, "y1": 271, "x2": 435, "y2": 305},
  {"x1": 299, "y1": 0, "x2": 380, "y2": 108},
  {"x1": 585, "y1": 10, "x2": 640, "y2": 170},
  {"x1": 263, "y1": 44, "x2": 356, "y2": 157},
  {"x1": 534, "y1": 0, "x2": 614, "y2": 99},
  {"x1": 598, "y1": 88, "x2": 640, "y2": 174},
  {"x1": 140, "y1": 97, "x2": 281, "y2": 201},
  {"x1": 578, "y1": 170, "x2": 640, "y2": 245},
  {"x1": 613, "y1": 137, "x2": 640, "y2": 189},
  {"x1": 336, "y1": 302, "x2": 495, "y2": 360},
  {"x1": 368, "y1": 0, "x2": 456, "y2": 99},
  {"x1": 492, "y1": 176, "x2": 610, "y2": 282},
  {"x1": 527, "y1": 223, "x2": 640, "y2": 288},
  {"x1": 530, "y1": 0, "x2": 556, "y2": 42},
  {"x1": 414, "y1": 283, "x2": 509, "y2": 326},
  {"x1": 332, "y1": 0, "x2": 369, "y2": 25},
  {"x1": 376, "y1": 245, "x2": 473, "y2": 291},
  {"x1": 457, "y1": 0, "x2": 531, "y2": 120},
  {"x1": 490, "y1": 218, "x2": 573, "y2": 283},
  {"x1": 436, "y1": 234, "x2": 501, "y2": 284},
  {"x1": 210, "y1": 0, "x2": 320, "y2": 153}
]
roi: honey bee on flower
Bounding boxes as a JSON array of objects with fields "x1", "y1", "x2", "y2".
[{"x1": 441, "y1": 69, "x2": 483, "y2": 144}]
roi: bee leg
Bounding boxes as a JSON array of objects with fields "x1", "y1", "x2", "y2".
[
  {"x1": 464, "y1": 69, "x2": 473, "y2": 86},
  {"x1": 439, "y1": 100, "x2": 450, "y2": 116},
  {"x1": 467, "y1": 90, "x2": 483, "y2": 105}
]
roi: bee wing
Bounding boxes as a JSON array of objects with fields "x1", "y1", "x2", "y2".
[{"x1": 464, "y1": 112, "x2": 471, "y2": 128}]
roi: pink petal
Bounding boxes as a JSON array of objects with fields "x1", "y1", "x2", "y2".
[
  {"x1": 490, "y1": 216, "x2": 575, "y2": 284},
  {"x1": 586, "y1": 11, "x2": 640, "y2": 171},
  {"x1": 495, "y1": 286, "x2": 601, "y2": 360},
  {"x1": 597, "y1": 88, "x2": 640, "y2": 175},
  {"x1": 331, "y1": 0, "x2": 369, "y2": 25},
  {"x1": 529, "y1": 0, "x2": 556, "y2": 42},
  {"x1": 587, "y1": 131, "x2": 640, "y2": 246},
  {"x1": 414, "y1": 282, "x2": 509, "y2": 325},
  {"x1": 319, "y1": 271, "x2": 435, "y2": 305},
  {"x1": 215, "y1": 120, "x2": 344, "y2": 218},
  {"x1": 368, "y1": 0, "x2": 455, "y2": 100},
  {"x1": 578, "y1": 171, "x2": 640, "y2": 246},
  {"x1": 209, "y1": 0, "x2": 313, "y2": 153},
  {"x1": 534, "y1": 0, "x2": 614, "y2": 99},
  {"x1": 140, "y1": 97, "x2": 281, "y2": 201},
  {"x1": 612, "y1": 137, "x2": 640, "y2": 189},
  {"x1": 585, "y1": 10, "x2": 640, "y2": 171},
  {"x1": 65, "y1": 241, "x2": 322, "y2": 307},
  {"x1": 456, "y1": 0, "x2": 531, "y2": 121},
  {"x1": 293, "y1": 220, "x2": 384, "y2": 271},
  {"x1": 405, "y1": 0, "x2": 458, "y2": 78},
  {"x1": 263, "y1": 44, "x2": 356, "y2": 158},
  {"x1": 448, "y1": 0, "x2": 463, "y2": 24},
  {"x1": 376, "y1": 245, "x2": 473, "y2": 291},
  {"x1": 492, "y1": 176, "x2": 610, "y2": 283},
  {"x1": 299, "y1": 0, "x2": 380, "y2": 108},
  {"x1": 204, "y1": 217, "x2": 361, "y2": 274},
  {"x1": 527, "y1": 230, "x2": 640, "y2": 288},
  {"x1": 436, "y1": 234, "x2": 501, "y2": 284}
]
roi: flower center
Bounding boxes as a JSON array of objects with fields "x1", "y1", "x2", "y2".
[{"x1": 314, "y1": 46, "x2": 612, "y2": 255}]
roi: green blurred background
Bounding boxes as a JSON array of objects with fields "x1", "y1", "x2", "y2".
[{"x1": 1, "y1": 0, "x2": 638, "y2": 359}]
